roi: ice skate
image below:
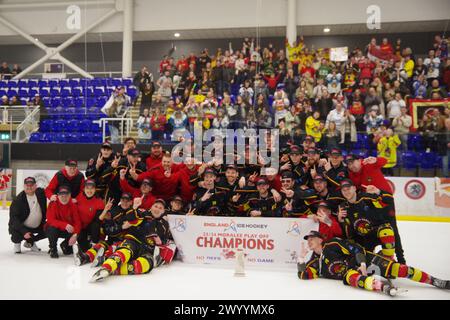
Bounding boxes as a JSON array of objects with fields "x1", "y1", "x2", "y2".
[
  {"x1": 49, "y1": 248, "x2": 59, "y2": 259},
  {"x1": 13, "y1": 243, "x2": 21, "y2": 254},
  {"x1": 73, "y1": 244, "x2": 89, "y2": 266},
  {"x1": 90, "y1": 268, "x2": 110, "y2": 283},
  {"x1": 153, "y1": 246, "x2": 164, "y2": 267},
  {"x1": 91, "y1": 246, "x2": 105, "y2": 268},
  {"x1": 431, "y1": 278, "x2": 450, "y2": 290},
  {"x1": 29, "y1": 243, "x2": 41, "y2": 252}
]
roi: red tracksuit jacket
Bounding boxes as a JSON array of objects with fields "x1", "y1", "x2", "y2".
[
  {"x1": 137, "y1": 165, "x2": 180, "y2": 201},
  {"x1": 348, "y1": 157, "x2": 393, "y2": 193},
  {"x1": 75, "y1": 193, "x2": 105, "y2": 229},
  {"x1": 45, "y1": 168, "x2": 85, "y2": 199},
  {"x1": 177, "y1": 164, "x2": 199, "y2": 202},
  {"x1": 119, "y1": 178, "x2": 156, "y2": 210},
  {"x1": 46, "y1": 200, "x2": 82, "y2": 234}
]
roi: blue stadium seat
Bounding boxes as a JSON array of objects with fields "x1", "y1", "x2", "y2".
[
  {"x1": 8, "y1": 80, "x2": 18, "y2": 88},
  {"x1": 18, "y1": 80, "x2": 28, "y2": 88},
  {"x1": 48, "y1": 80, "x2": 59, "y2": 87},
  {"x1": 27, "y1": 80, "x2": 38, "y2": 88},
  {"x1": 18, "y1": 88, "x2": 29, "y2": 97},
  {"x1": 122, "y1": 78, "x2": 132, "y2": 86},
  {"x1": 401, "y1": 151, "x2": 418, "y2": 169},
  {"x1": 62, "y1": 97, "x2": 74, "y2": 108},
  {"x1": 69, "y1": 79, "x2": 80, "y2": 87},
  {"x1": 96, "y1": 96, "x2": 108, "y2": 108},
  {"x1": 86, "y1": 97, "x2": 96, "y2": 108},
  {"x1": 126, "y1": 86, "x2": 137, "y2": 99},
  {"x1": 29, "y1": 88, "x2": 39, "y2": 97},
  {"x1": 419, "y1": 152, "x2": 439, "y2": 169},
  {"x1": 51, "y1": 97, "x2": 61, "y2": 108},
  {"x1": 7, "y1": 89, "x2": 18, "y2": 98},
  {"x1": 66, "y1": 132, "x2": 80, "y2": 143},
  {"x1": 72, "y1": 87, "x2": 82, "y2": 96},
  {"x1": 67, "y1": 119, "x2": 80, "y2": 131},
  {"x1": 39, "y1": 87, "x2": 50, "y2": 97},
  {"x1": 82, "y1": 87, "x2": 94, "y2": 97},
  {"x1": 54, "y1": 132, "x2": 68, "y2": 143},
  {"x1": 408, "y1": 134, "x2": 424, "y2": 152},
  {"x1": 38, "y1": 80, "x2": 49, "y2": 87},
  {"x1": 39, "y1": 119, "x2": 53, "y2": 132},
  {"x1": 59, "y1": 79, "x2": 69, "y2": 87},
  {"x1": 0, "y1": 89, "x2": 7, "y2": 97},
  {"x1": 111, "y1": 78, "x2": 122, "y2": 87},
  {"x1": 94, "y1": 86, "x2": 105, "y2": 96},
  {"x1": 50, "y1": 88, "x2": 60, "y2": 98},
  {"x1": 29, "y1": 132, "x2": 42, "y2": 142},
  {"x1": 40, "y1": 132, "x2": 56, "y2": 143},
  {"x1": 0, "y1": 81, "x2": 7, "y2": 88},
  {"x1": 54, "y1": 119, "x2": 66, "y2": 132},
  {"x1": 60, "y1": 87, "x2": 71, "y2": 97}
]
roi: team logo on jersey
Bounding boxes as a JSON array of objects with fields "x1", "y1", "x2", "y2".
[
  {"x1": 404, "y1": 179, "x2": 426, "y2": 200},
  {"x1": 353, "y1": 218, "x2": 371, "y2": 235},
  {"x1": 328, "y1": 260, "x2": 348, "y2": 276}
]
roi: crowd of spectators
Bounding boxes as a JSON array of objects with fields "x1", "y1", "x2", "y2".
[{"x1": 132, "y1": 35, "x2": 449, "y2": 167}]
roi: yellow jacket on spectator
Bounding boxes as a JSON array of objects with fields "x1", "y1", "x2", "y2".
[
  {"x1": 305, "y1": 116, "x2": 322, "y2": 142},
  {"x1": 286, "y1": 39, "x2": 303, "y2": 61},
  {"x1": 404, "y1": 59, "x2": 415, "y2": 78},
  {"x1": 377, "y1": 135, "x2": 401, "y2": 168}
]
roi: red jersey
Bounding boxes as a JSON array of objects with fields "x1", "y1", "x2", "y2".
[
  {"x1": 177, "y1": 164, "x2": 199, "y2": 202},
  {"x1": 76, "y1": 193, "x2": 105, "y2": 229},
  {"x1": 268, "y1": 175, "x2": 282, "y2": 192},
  {"x1": 46, "y1": 200, "x2": 81, "y2": 234},
  {"x1": 137, "y1": 165, "x2": 180, "y2": 201},
  {"x1": 348, "y1": 157, "x2": 393, "y2": 193},
  {"x1": 146, "y1": 154, "x2": 163, "y2": 170},
  {"x1": 119, "y1": 178, "x2": 156, "y2": 210}
]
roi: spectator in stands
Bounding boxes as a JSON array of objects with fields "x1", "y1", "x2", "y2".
[
  {"x1": 1, "y1": 95, "x2": 9, "y2": 106},
  {"x1": 272, "y1": 90, "x2": 290, "y2": 125},
  {"x1": 9, "y1": 177, "x2": 47, "y2": 254},
  {"x1": 133, "y1": 66, "x2": 153, "y2": 91},
  {"x1": 377, "y1": 128, "x2": 401, "y2": 176},
  {"x1": 392, "y1": 106, "x2": 412, "y2": 150},
  {"x1": 0, "y1": 62, "x2": 11, "y2": 76},
  {"x1": 169, "y1": 110, "x2": 188, "y2": 141},
  {"x1": 9, "y1": 96, "x2": 22, "y2": 106},
  {"x1": 284, "y1": 69, "x2": 298, "y2": 104},
  {"x1": 325, "y1": 69, "x2": 342, "y2": 95},
  {"x1": 426, "y1": 79, "x2": 448, "y2": 99},
  {"x1": 322, "y1": 121, "x2": 339, "y2": 150},
  {"x1": 101, "y1": 87, "x2": 130, "y2": 143},
  {"x1": 339, "y1": 109, "x2": 357, "y2": 151},
  {"x1": 136, "y1": 108, "x2": 152, "y2": 144},
  {"x1": 305, "y1": 111, "x2": 322, "y2": 143},
  {"x1": 364, "y1": 106, "x2": 384, "y2": 134},
  {"x1": 140, "y1": 82, "x2": 155, "y2": 113},
  {"x1": 315, "y1": 88, "x2": 333, "y2": 121},
  {"x1": 284, "y1": 105, "x2": 299, "y2": 132},
  {"x1": 443, "y1": 59, "x2": 450, "y2": 92},
  {"x1": 418, "y1": 111, "x2": 440, "y2": 153},
  {"x1": 348, "y1": 89, "x2": 366, "y2": 130},
  {"x1": 150, "y1": 107, "x2": 167, "y2": 141},
  {"x1": 386, "y1": 92, "x2": 406, "y2": 124},
  {"x1": 157, "y1": 78, "x2": 173, "y2": 103},
  {"x1": 441, "y1": 118, "x2": 450, "y2": 177},
  {"x1": 413, "y1": 74, "x2": 428, "y2": 98},
  {"x1": 423, "y1": 49, "x2": 441, "y2": 84},
  {"x1": 239, "y1": 79, "x2": 254, "y2": 104},
  {"x1": 11, "y1": 64, "x2": 22, "y2": 76}
]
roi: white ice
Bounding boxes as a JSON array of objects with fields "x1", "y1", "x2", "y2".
[{"x1": 0, "y1": 210, "x2": 449, "y2": 300}]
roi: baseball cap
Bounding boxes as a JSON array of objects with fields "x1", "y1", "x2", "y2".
[
  {"x1": 101, "y1": 142, "x2": 112, "y2": 149},
  {"x1": 65, "y1": 159, "x2": 78, "y2": 167},
  {"x1": 203, "y1": 168, "x2": 217, "y2": 176},
  {"x1": 171, "y1": 195, "x2": 183, "y2": 203},
  {"x1": 307, "y1": 148, "x2": 319, "y2": 155},
  {"x1": 225, "y1": 164, "x2": 238, "y2": 171},
  {"x1": 289, "y1": 145, "x2": 302, "y2": 155},
  {"x1": 340, "y1": 179, "x2": 354, "y2": 188},
  {"x1": 24, "y1": 177, "x2": 36, "y2": 185},
  {"x1": 256, "y1": 177, "x2": 269, "y2": 186},
  {"x1": 120, "y1": 192, "x2": 133, "y2": 200},
  {"x1": 127, "y1": 148, "x2": 140, "y2": 156},
  {"x1": 57, "y1": 185, "x2": 71, "y2": 195},
  {"x1": 313, "y1": 174, "x2": 326, "y2": 182},
  {"x1": 303, "y1": 230, "x2": 325, "y2": 240},
  {"x1": 85, "y1": 179, "x2": 96, "y2": 187},
  {"x1": 329, "y1": 148, "x2": 342, "y2": 156},
  {"x1": 151, "y1": 141, "x2": 162, "y2": 148},
  {"x1": 344, "y1": 154, "x2": 359, "y2": 164},
  {"x1": 280, "y1": 171, "x2": 294, "y2": 180},
  {"x1": 141, "y1": 178, "x2": 153, "y2": 187},
  {"x1": 317, "y1": 201, "x2": 331, "y2": 210},
  {"x1": 154, "y1": 198, "x2": 166, "y2": 207}
]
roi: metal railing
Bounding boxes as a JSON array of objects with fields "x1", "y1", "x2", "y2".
[
  {"x1": 94, "y1": 108, "x2": 133, "y2": 143},
  {"x1": 15, "y1": 106, "x2": 40, "y2": 142}
]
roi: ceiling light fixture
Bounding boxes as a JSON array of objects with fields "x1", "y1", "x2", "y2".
[
  {"x1": 323, "y1": 27, "x2": 331, "y2": 33},
  {"x1": 174, "y1": 33, "x2": 180, "y2": 38}
]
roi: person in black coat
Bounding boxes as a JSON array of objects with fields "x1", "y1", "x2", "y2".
[{"x1": 9, "y1": 177, "x2": 47, "y2": 254}]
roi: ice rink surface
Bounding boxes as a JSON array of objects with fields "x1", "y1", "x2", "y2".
[{"x1": 0, "y1": 210, "x2": 449, "y2": 300}]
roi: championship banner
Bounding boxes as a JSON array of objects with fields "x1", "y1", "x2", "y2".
[
  {"x1": 408, "y1": 98, "x2": 449, "y2": 131},
  {"x1": 168, "y1": 215, "x2": 318, "y2": 269},
  {"x1": 330, "y1": 47, "x2": 348, "y2": 62}
]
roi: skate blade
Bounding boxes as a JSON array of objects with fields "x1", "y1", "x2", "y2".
[
  {"x1": 73, "y1": 244, "x2": 82, "y2": 266},
  {"x1": 390, "y1": 287, "x2": 408, "y2": 297},
  {"x1": 91, "y1": 247, "x2": 105, "y2": 268}
]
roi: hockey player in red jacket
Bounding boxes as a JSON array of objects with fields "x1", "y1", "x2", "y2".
[
  {"x1": 131, "y1": 153, "x2": 180, "y2": 201},
  {"x1": 46, "y1": 185, "x2": 81, "y2": 258},
  {"x1": 75, "y1": 179, "x2": 105, "y2": 251},
  {"x1": 119, "y1": 168, "x2": 156, "y2": 210},
  {"x1": 145, "y1": 141, "x2": 164, "y2": 169},
  {"x1": 345, "y1": 154, "x2": 405, "y2": 264},
  {"x1": 45, "y1": 159, "x2": 85, "y2": 200}
]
